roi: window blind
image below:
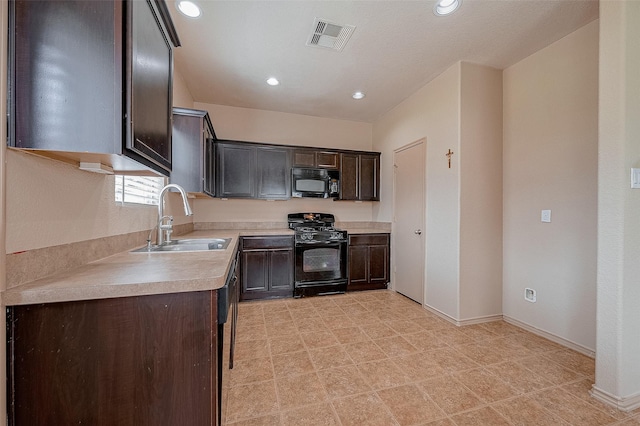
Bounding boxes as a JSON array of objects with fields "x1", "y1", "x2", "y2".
[{"x1": 115, "y1": 175, "x2": 165, "y2": 205}]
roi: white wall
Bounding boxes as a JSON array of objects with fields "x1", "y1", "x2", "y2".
[
  {"x1": 192, "y1": 103, "x2": 376, "y2": 224},
  {"x1": 373, "y1": 64, "x2": 461, "y2": 318},
  {"x1": 173, "y1": 68, "x2": 195, "y2": 109},
  {"x1": 4, "y1": 151, "x2": 195, "y2": 253},
  {"x1": 373, "y1": 62, "x2": 503, "y2": 322},
  {"x1": 459, "y1": 62, "x2": 503, "y2": 321},
  {"x1": 502, "y1": 21, "x2": 599, "y2": 351},
  {"x1": 594, "y1": 0, "x2": 640, "y2": 409}
]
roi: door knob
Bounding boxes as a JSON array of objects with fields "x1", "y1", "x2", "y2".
[{"x1": 414, "y1": 229, "x2": 422, "y2": 235}]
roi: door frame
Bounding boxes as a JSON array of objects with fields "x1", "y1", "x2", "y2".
[{"x1": 392, "y1": 138, "x2": 427, "y2": 305}]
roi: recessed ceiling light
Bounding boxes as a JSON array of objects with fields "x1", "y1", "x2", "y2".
[
  {"x1": 433, "y1": 0, "x2": 461, "y2": 16},
  {"x1": 352, "y1": 91, "x2": 366, "y2": 100},
  {"x1": 176, "y1": 1, "x2": 201, "y2": 18},
  {"x1": 266, "y1": 77, "x2": 280, "y2": 86}
]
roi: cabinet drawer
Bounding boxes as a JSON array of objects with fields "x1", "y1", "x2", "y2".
[
  {"x1": 241, "y1": 236, "x2": 293, "y2": 250},
  {"x1": 348, "y1": 234, "x2": 390, "y2": 246}
]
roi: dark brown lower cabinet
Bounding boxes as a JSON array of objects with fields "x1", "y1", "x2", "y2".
[
  {"x1": 241, "y1": 236, "x2": 294, "y2": 301},
  {"x1": 7, "y1": 291, "x2": 218, "y2": 426},
  {"x1": 348, "y1": 233, "x2": 390, "y2": 291}
]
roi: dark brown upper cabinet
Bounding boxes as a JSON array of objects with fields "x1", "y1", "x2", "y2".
[
  {"x1": 339, "y1": 152, "x2": 381, "y2": 201},
  {"x1": 256, "y1": 146, "x2": 291, "y2": 200},
  {"x1": 171, "y1": 108, "x2": 216, "y2": 197},
  {"x1": 216, "y1": 141, "x2": 291, "y2": 199},
  {"x1": 8, "y1": 0, "x2": 179, "y2": 176},
  {"x1": 216, "y1": 142, "x2": 256, "y2": 198},
  {"x1": 292, "y1": 148, "x2": 340, "y2": 169},
  {"x1": 216, "y1": 140, "x2": 379, "y2": 202}
]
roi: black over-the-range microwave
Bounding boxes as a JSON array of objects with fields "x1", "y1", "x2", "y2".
[{"x1": 291, "y1": 167, "x2": 340, "y2": 198}]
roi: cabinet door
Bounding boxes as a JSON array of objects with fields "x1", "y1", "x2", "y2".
[
  {"x1": 359, "y1": 154, "x2": 380, "y2": 201},
  {"x1": 339, "y1": 153, "x2": 359, "y2": 200},
  {"x1": 242, "y1": 251, "x2": 269, "y2": 294},
  {"x1": 348, "y1": 245, "x2": 369, "y2": 287},
  {"x1": 12, "y1": 0, "x2": 122, "y2": 153},
  {"x1": 369, "y1": 244, "x2": 390, "y2": 284},
  {"x1": 203, "y1": 137, "x2": 215, "y2": 197},
  {"x1": 7, "y1": 292, "x2": 216, "y2": 425},
  {"x1": 171, "y1": 111, "x2": 203, "y2": 193},
  {"x1": 126, "y1": 0, "x2": 173, "y2": 173},
  {"x1": 256, "y1": 147, "x2": 291, "y2": 199},
  {"x1": 292, "y1": 149, "x2": 316, "y2": 167},
  {"x1": 316, "y1": 151, "x2": 340, "y2": 169},
  {"x1": 203, "y1": 115, "x2": 216, "y2": 197},
  {"x1": 172, "y1": 108, "x2": 216, "y2": 196},
  {"x1": 269, "y1": 249, "x2": 294, "y2": 291},
  {"x1": 217, "y1": 143, "x2": 256, "y2": 198}
]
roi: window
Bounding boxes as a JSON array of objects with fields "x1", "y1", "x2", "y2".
[{"x1": 115, "y1": 175, "x2": 165, "y2": 205}]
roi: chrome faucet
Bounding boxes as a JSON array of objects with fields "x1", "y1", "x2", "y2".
[{"x1": 156, "y1": 184, "x2": 193, "y2": 246}]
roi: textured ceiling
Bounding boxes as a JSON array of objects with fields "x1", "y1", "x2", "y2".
[{"x1": 169, "y1": 0, "x2": 598, "y2": 123}]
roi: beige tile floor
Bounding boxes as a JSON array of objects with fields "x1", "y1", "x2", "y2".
[{"x1": 224, "y1": 290, "x2": 640, "y2": 426}]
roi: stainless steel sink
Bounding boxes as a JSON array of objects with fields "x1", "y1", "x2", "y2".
[{"x1": 131, "y1": 238, "x2": 232, "y2": 253}]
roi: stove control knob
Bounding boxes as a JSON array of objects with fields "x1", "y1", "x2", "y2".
[{"x1": 331, "y1": 232, "x2": 342, "y2": 240}]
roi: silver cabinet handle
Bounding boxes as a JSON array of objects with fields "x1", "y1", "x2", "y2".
[{"x1": 414, "y1": 229, "x2": 422, "y2": 235}]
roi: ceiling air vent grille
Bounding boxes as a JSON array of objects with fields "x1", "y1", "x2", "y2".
[{"x1": 306, "y1": 18, "x2": 355, "y2": 52}]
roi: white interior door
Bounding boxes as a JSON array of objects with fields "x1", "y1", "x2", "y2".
[{"x1": 393, "y1": 140, "x2": 426, "y2": 304}]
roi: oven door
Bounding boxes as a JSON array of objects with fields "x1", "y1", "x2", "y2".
[{"x1": 295, "y1": 241, "x2": 347, "y2": 295}]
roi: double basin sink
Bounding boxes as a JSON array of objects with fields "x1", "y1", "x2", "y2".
[{"x1": 131, "y1": 238, "x2": 232, "y2": 253}]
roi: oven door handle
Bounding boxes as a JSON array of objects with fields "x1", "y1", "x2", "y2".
[{"x1": 295, "y1": 240, "x2": 346, "y2": 247}]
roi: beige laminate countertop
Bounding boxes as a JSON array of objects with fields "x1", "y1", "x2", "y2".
[
  {"x1": 3, "y1": 229, "x2": 294, "y2": 307},
  {"x1": 3, "y1": 227, "x2": 388, "y2": 306}
]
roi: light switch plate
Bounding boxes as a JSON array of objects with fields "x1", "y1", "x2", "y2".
[
  {"x1": 541, "y1": 210, "x2": 551, "y2": 223},
  {"x1": 631, "y1": 168, "x2": 640, "y2": 189}
]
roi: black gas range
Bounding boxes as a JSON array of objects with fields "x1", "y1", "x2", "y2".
[{"x1": 288, "y1": 213, "x2": 348, "y2": 297}]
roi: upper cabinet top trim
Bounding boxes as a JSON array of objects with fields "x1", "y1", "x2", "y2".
[{"x1": 154, "y1": 0, "x2": 181, "y2": 47}]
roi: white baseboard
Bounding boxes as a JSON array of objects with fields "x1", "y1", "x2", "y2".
[
  {"x1": 591, "y1": 386, "x2": 640, "y2": 412},
  {"x1": 422, "y1": 304, "x2": 502, "y2": 326},
  {"x1": 418, "y1": 306, "x2": 596, "y2": 358},
  {"x1": 503, "y1": 315, "x2": 595, "y2": 358}
]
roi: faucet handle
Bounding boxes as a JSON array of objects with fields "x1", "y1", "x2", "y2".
[{"x1": 161, "y1": 216, "x2": 174, "y2": 243}]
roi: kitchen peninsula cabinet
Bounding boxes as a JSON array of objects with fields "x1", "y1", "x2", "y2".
[
  {"x1": 9, "y1": 0, "x2": 179, "y2": 176},
  {"x1": 348, "y1": 233, "x2": 390, "y2": 291},
  {"x1": 216, "y1": 141, "x2": 291, "y2": 199},
  {"x1": 240, "y1": 236, "x2": 294, "y2": 300},
  {"x1": 7, "y1": 291, "x2": 219, "y2": 425},
  {"x1": 171, "y1": 108, "x2": 217, "y2": 196},
  {"x1": 292, "y1": 148, "x2": 340, "y2": 169},
  {"x1": 339, "y1": 153, "x2": 381, "y2": 201}
]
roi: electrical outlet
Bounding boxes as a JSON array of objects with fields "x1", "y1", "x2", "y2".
[
  {"x1": 541, "y1": 210, "x2": 551, "y2": 223},
  {"x1": 524, "y1": 288, "x2": 536, "y2": 303}
]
